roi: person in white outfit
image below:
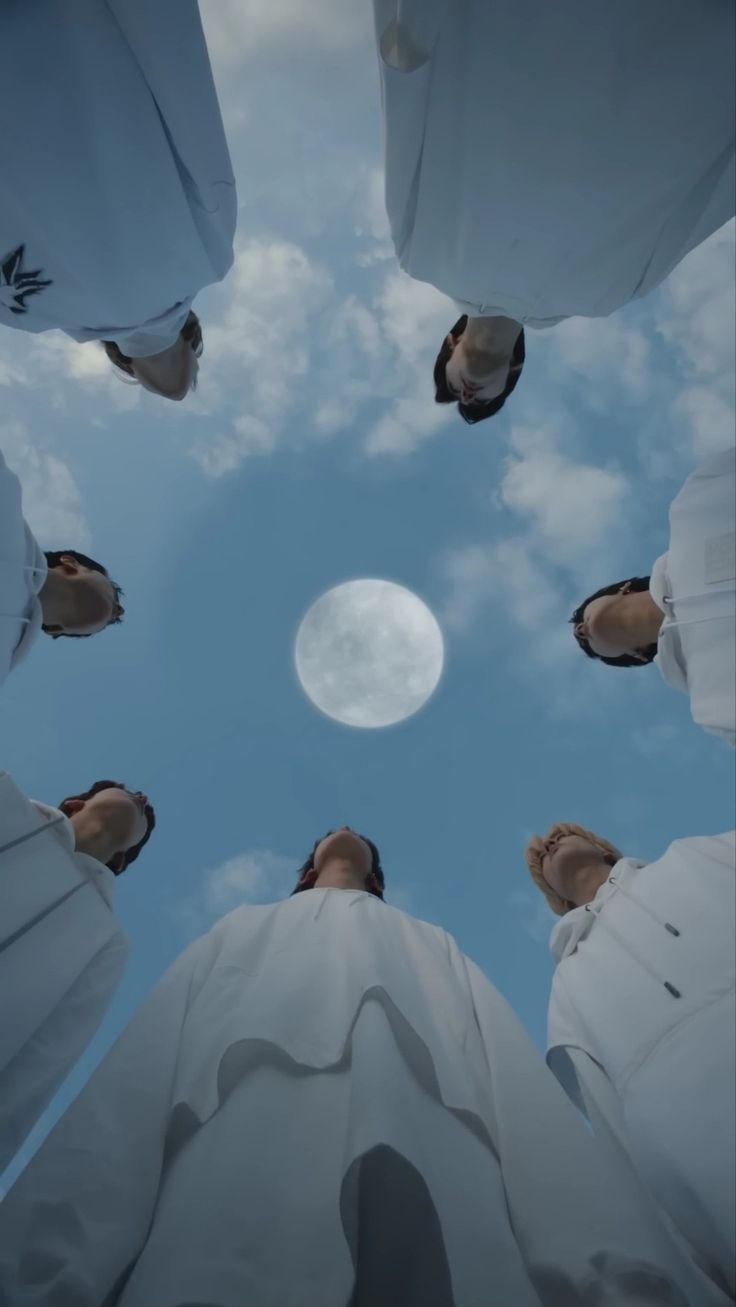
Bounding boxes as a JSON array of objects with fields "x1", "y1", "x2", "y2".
[
  {"x1": 571, "y1": 446, "x2": 736, "y2": 747},
  {"x1": 0, "y1": 0, "x2": 236, "y2": 401},
  {"x1": 0, "y1": 827, "x2": 730, "y2": 1307},
  {"x1": 0, "y1": 449, "x2": 123, "y2": 689},
  {"x1": 372, "y1": 0, "x2": 735, "y2": 423},
  {"x1": 525, "y1": 822, "x2": 736, "y2": 1297},
  {"x1": 0, "y1": 774, "x2": 155, "y2": 1171}
]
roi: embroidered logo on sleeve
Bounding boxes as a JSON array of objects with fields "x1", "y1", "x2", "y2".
[
  {"x1": 705, "y1": 531, "x2": 736, "y2": 585},
  {"x1": 0, "y1": 245, "x2": 53, "y2": 315}
]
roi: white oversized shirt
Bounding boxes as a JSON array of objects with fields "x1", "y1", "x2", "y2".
[
  {"x1": 650, "y1": 446, "x2": 736, "y2": 747},
  {"x1": 0, "y1": 0, "x2": 236, "y2": 356},
  {"x1": 374, "y1": 0, "x2": 735, "y2": 324},
  {"x1": 547, "y1": 833, "x2": 736, "y2": 1294},
  {"x1": 0, "y1": 774, "x2": 129, "y2": 1171},
  {"x1": 0, "y1": 450, "x2": 46, "y2": 690}
]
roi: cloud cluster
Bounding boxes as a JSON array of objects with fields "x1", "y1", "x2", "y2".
[
  {"x1": 177, "y1": 848, "x2": 296, "y2": 937},
  {"x1": 1, "y1": 420, "x2": 89, "y2": 547}
]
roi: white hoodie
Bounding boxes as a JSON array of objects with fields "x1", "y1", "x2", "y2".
[
  {"x1": 650, "y1": 446, "x2": 736, "y2": 748},
  {"x1": 0, "y1": 450, "x2": 46, "y2": 689},
  {"x1": 547, "y1": 833, "x2": 736, "y2": 1294},
  {"x1": 0, "y1": 772, "x2": 129, "y2": 1171}
]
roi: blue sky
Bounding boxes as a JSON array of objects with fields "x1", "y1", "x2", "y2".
[{"x1": 1, "y1": 3, "x2": 734, "y2": 1187}]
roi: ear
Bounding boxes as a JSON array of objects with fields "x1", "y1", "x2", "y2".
[
  {"x1": 59, "y1": 554, "x2": 81, "y2": 576},
  {"x1": 62, "y1": 798, "x2": 86, "y2": 816},
  {"x1": 298, "y1": 868, "x2": 318, "y2": 888}
]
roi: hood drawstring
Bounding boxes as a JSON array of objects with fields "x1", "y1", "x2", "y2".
[
  {"x1": 660, "y1": 590, "x2": 732, "y2": 633},
  {"x1": 608, "y1": 875, "x2": 680, "y2": 936},
  {"x1": 584, "y1": 878, "x2": 682, "y2": 999}
]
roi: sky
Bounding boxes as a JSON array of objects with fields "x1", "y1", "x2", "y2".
[{"x1": 1, "y1": 2, "x2": 734, "y2": 1188}]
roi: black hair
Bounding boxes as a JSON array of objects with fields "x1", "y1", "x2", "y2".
[
  {"x1": 433, "y1": 315, "x2": 525, "y2": 425},
  {"x1": 102, "y1": 310, "x2": 202, "y2": 383},
  {"x1": 43, "y1": 550, "x2": 124, "y2": 639},
  {"x1": 58, "y1": 779, "x2": 155, "y2": 874},
  {"x1": 291, "y1": 831, "x2": 385, "y2": 900},
  {"x1": 570, "y1": 577, "x2": 657, "y2": 667}
]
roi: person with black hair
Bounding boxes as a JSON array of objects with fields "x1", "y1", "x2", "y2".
[
  {"x1": 0, "y1": 1, "x2": 235, "y2": 402},
  {"x1": 571, "y1": 447, "x2": 735, "y2": 746},
  {"x1": 0, "y1": 827, "x2": 728, "y2": 1306},
  {"x1": 0, "y1": 773, "x2": 155, "y2": 1171},
  {"x1": 433, "y1": 314, "x2": 525, "y2": 426},
  {"x1": 1, "y1": 448, "x2": 123, "y2": 689},
  {"x1": 373, "y1": 0, "x2": 734, "y2": 425}
]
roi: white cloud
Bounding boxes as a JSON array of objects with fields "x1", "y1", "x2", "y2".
[
  {"x1": 499, "y1": 424, "x2": 629, "y2": 566},
  {"x1": 177, "y1": 848, "x2": 296, "y2": 937},
  {"x1": 1, "y1": 421, "x2": 89, "y2": 546},
  {"x1": 538, "y1": 313, "x2": 651, "y2": 402},
  {"x1": 362, "y1": 269, "x2": 456, "y2": 456},
  {"x1": 673, "y1": 385, "x2": 736, "y2": 460},
  {"x1": 201, "y1": 0, "x2": 367, "y2": 71},
  {"x1": 656, "y1": 220, "x2": 735, "y2": 380},
  {"x1": 204, "y1": 850, "x2": 295, "y2": 913}
]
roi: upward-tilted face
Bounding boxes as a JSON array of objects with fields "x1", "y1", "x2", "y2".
[
  {"x1": 313, "y1": 827, "x2": 373, "y2": 876},
  {"x1": 78, "y1": 786, "x2": 150, "y2": 853},
  {"x1": 574, "y1": 589, "x2": 648, "y2": 661},
  {"x1": 44, "y1": 555, "x2": 122, "y2": 638},
  {"x1": 537, "y1": 827, "x2": 607, "y2": 905},
  {"x1": 442, "y1": 331, "x2": 512, "y2": 407}
]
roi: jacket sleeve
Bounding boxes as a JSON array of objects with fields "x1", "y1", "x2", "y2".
[
  {"x1": 0, "y1": 934, "x2": 215, "y2": 1307},
  {"x1": 0, "y1": 929, "x2": 129, "y2": 1171}
]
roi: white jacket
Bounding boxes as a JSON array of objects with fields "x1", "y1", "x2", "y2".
[
  {"x1": 651, "y1": 445, "x2": 736, "y2": 747},
  {"x1": 0, "y1": 773, "x2": 129, "y2": 1171},
  {"x1": 547, "y1": 833, "x2": 736, "y2": 1294},
  {"x1": 0, "y1": 450, "x2": 46, "y2": 690},
  {"x1": 373, "y1": 0, "x2": 734, "y2": 323}
]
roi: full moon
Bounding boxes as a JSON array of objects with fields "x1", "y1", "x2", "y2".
[{"x1": 295, "y1": 579, "x2": 445, "y2": 728}]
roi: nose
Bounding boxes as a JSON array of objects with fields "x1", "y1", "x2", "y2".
[{"x1": 340, "y1": 825, "x2": 352, "y2": 832}]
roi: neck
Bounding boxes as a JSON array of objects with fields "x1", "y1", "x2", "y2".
[
  {"x1": 620, "y1": 591, "x2": 664, "y2": 648},
  {"x1": 465, "y1": 314, "x2": 520, "y2": 351},
  {"x1": 38, "y1": 568, "x2": 67, "y2": 626},
  {"x1": 70, "y1": 813, "x2": 116, "y2": 869},
  {"x1": 569, "y1": 862, "x2": 611, "y2": 908},
  {"x1": 314, "y1": 858, "x2": 367, "y2": 893}
]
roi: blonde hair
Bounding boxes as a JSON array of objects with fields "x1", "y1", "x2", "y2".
[{"x1": 524, "y1": 822, "x2": 622, "y2": 916}]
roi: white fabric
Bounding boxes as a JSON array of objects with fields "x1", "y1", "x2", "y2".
[
  {"x1": 0, "y1": 774, "x2": 128, "y2": 1172},
  {"x1": 0, "y1": 889, "x2": 729, "y2": 1306},
  {"x1": 373, "y1": 0, "x2": 735, "y2": 324},
  {"x1": 650, "y1": 446, "x2": 736, "y2": 748},
  {"x1": 0, "y1": 0, "x2": 236, "y2": 355},
  {"x1": 0, "y1": 450, "x2": 46, "y2": 689},
  {"x1": 547, "y1": 833, "x2": 736, "y2": 1294}
]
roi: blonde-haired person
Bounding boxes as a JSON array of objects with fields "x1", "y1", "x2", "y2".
[{"x1": 525, "y1": 822, "x2": 736, "y2": 1297}]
